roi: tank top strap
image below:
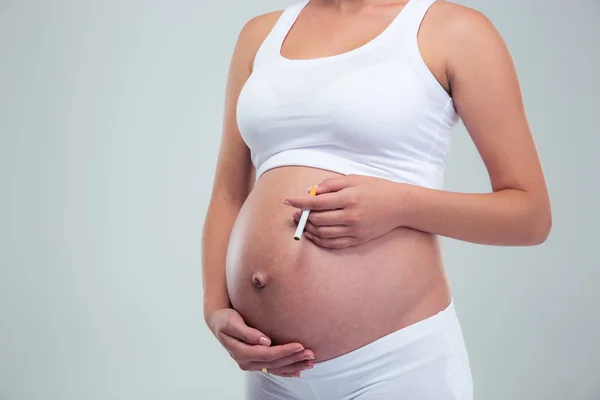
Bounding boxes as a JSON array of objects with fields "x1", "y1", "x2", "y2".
[
  {"x1": 253, "y1": 0, "x2": 310, "y2": 68},
  {"x1": 351, "y1": 0, "x2": 438, "y2": 60},
  {"x1": 396, "y1": 0, "x2": 438, "y2": 40}
]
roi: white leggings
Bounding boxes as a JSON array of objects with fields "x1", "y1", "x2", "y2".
[{"x1": 245, "y1": 301, "x2": 473, "y2": 400}]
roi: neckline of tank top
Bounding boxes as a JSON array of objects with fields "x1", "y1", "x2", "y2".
[{"x1": 276, "y1": 0, "x2": 421, "y2": 65}]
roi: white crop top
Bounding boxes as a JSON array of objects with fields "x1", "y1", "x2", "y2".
[{"x1": 236, "y1": 0, "x2": 459, "y2": 190}]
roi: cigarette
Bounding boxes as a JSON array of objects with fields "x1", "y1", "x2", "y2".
[{"x1": 294, "y1": 186, "x2": 317, "y2": 241}]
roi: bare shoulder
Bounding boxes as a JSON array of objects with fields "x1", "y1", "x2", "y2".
[
  {"x1": 425, "y1": 1, "x2": 507, "y2": 57},
  {"x1": 422, "y1": 1, "x2": 512, "y2": 90},
  {"x1": 240, "y1": 10, "x2": 284, "y2": 40},
  {"x1": 234, "y1": 10, "x2": 284, "y2": 67},
  {"x1": 427, "y1": 1, "x2": 499, "y2": 36}
]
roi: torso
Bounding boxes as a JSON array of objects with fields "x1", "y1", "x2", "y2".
[
  {"x1": 226, "y1": 0, "x2": 456, "y2": 362},
  {"x1": 277, "y1": 0, "x2": 450, "y2": 93},
  {"x1": 227, "y1": 167, "x2": 450, "y2": 361}
]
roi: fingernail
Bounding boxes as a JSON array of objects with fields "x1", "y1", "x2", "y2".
[
  {"x1": 294, "y1": 345, "x2": 305, "y2": 353},
  {"x1": 304, "y1": 355, "x2": 315, "y2": 360},
  {"x1": 294, "y1": 372, "x2": 301, "y2": 378},
  {"x1": 283, "y1": 200, "x2": 292, "y2": 206},
  {"x1": 259, "y1": 337, "x2": 271, "y2": 346}
]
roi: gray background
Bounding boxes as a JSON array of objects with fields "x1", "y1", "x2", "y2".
[{"x1": 0, "y1": 0, "x2": 598, "y2": 399}]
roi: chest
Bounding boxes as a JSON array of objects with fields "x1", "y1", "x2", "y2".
[
  {"x1": 280, "y1": 4, "x2": 408, "y2": 61},
  {"x1": 237, "y1": 57, "x2": 452, "y2": 155}
]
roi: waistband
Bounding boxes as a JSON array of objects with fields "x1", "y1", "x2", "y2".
[{"x1": 302, "y1": 299, "x2": 458, "y2": 378}]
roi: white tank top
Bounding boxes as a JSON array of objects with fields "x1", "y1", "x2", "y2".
[{"x1": 237, "y1": 0, "x2": 458, "y2": 189}]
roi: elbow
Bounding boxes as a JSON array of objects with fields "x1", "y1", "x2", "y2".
[{"x1": 524, "y1": 207, "x2": 552, "y2": 246}]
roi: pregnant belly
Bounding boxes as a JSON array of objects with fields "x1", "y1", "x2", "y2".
[{"x1": 225, "y1": 167, "x2": 450, "y2": 361}]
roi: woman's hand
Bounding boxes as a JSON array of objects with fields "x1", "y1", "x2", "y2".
[
  {"x1": 205, "y1": 308, "x2": 315, "y2": 378},
  {"x1": 283, "y1": 174, "x2": 408, "y2": 249}
]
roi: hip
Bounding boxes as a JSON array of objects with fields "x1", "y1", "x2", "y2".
[{"x1": 246, "y1": 300, "x2": 473, "y2": 400}]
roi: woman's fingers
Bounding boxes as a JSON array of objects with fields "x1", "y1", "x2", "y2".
[
  {"x1": 284, "y1": 191, "x2": 348, "y2": 211},
  {"x1": 302, "y1": 220, "x2": 350, "y2": 239},
  {"x1": 292, "y1": 212, "x2": 358, "y2": 247},
  {"x1": 304, "y1": 233, "x2": 358, "y2": 249},
  {"x1": 212, "y1": 308, "x2": 316, "y2": 378},
  {"x1": 260, "y1": 359, "x2": 315, "y2": 377},
  {"x1": 249, "y1": 349, "x2": 314, "y2": 372},
  {"x1": 293, "y1": 210, "x2": 349, "y2": 227},
  {"x1": 219, "y1": 332, "x2": 305, "y2": 367},
  {"x1": 219, "y1": 311, "x2": 272, "y2": 346}
]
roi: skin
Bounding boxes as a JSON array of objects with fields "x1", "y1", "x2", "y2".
[
  {"x1": 203, "y1": 9, "x2": 313, "y2": 378},
  {"x1": 203, "y1": 0, "x2": 551, "y2": 379},
  {"x1": 285, "y1": 1, "x2": 551, "y2": 248}
]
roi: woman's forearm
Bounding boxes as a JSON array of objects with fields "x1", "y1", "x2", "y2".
[
  {"x1": 400, "y1": 185, "x2": 552, "y2": 246},
  {"x1": 201, "y1": 199, "x2": 241, "y2": 319}
]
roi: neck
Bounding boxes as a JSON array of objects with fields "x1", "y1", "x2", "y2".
[{"x1": 317, "y1": 0, "x2": 404, "y2": 11}]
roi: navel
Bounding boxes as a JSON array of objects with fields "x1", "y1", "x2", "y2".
[{"x1": 252, "y1": 272, "x2": 268, "y2": 289}]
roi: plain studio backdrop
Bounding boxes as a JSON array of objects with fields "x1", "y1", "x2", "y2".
[{"x1": 1, "y1": 0, "x2": 599, "y2": 399}]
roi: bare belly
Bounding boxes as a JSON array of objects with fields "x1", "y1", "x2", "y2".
[{"x1": 225, "y1": 166, "x2": 451, "y2": 362}]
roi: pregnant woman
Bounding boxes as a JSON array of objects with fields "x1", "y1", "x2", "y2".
[{"x1": 202, "y1": 0, "x2": 551, "y2": 398}]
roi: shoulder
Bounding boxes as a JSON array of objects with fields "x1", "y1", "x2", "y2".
[
  {"x1": 236, "y1": 10, "x2": 285, "y2": 52},
  {"x1": 240, "y1": 10, "x2": 284, "y2": 40},
  {"x1": 425, "y1": 1, "x2": 506, "y2": 53},
  {"x1": 426, "y1": 1, "x2": 498, "y2": 34},
  {"x1": 231, "y1": 10, "x2": 285, "y2": 69},
  {"x1": 424, "y1": 1, "x2": 510, "y2": 76}
]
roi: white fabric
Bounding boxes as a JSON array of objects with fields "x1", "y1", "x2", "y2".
[
  {"x1": 236, "y1": 0, "x2": 458, "y2": 189},
  {"x1": 245, "y1": 301, "x2": 473, "y2": 400}
]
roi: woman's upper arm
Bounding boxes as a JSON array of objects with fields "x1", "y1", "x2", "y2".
[
  {"x1": 442, "y1": 5, "x2": 550, "y2": 209},
  {"x1": 211, "y1": 12, "x2": 281, "y2": 206}
]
